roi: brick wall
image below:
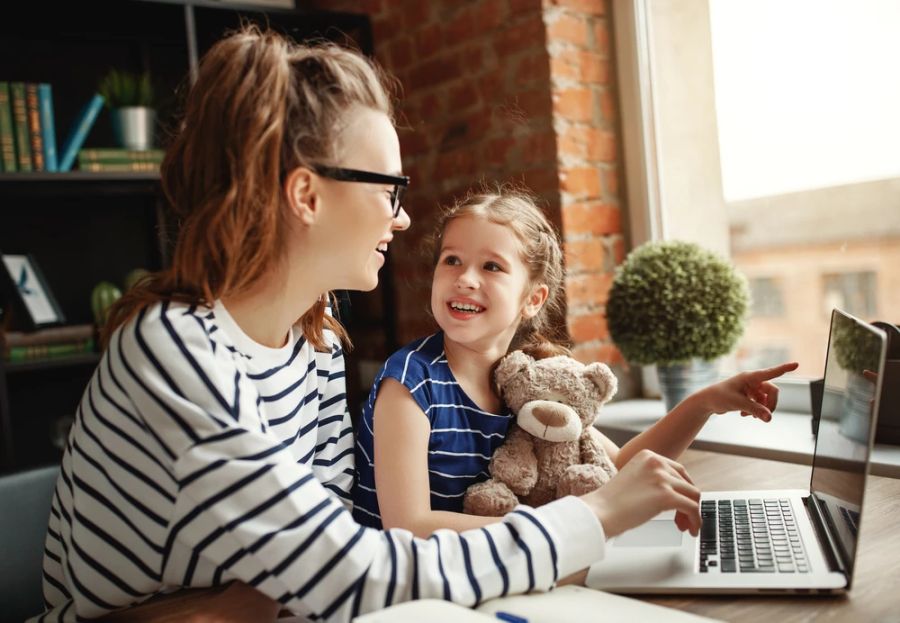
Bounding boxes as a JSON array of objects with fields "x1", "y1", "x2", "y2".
[{"x1": 316, "y1": 0, "x2": 625, "y2": 366}]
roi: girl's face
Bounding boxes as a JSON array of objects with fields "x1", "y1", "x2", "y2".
[
  {"x1": 431, "y1": 215, "x2": 546, "y2": 351},
  {"x1": 315, "y1": 107, "x2": 410, "y2": 292}
]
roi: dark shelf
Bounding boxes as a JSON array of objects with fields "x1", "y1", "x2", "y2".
[
  {"x1": 4, "y1": 353, "x2": 102, "y2": 373},
  {"x1": 0, "y1": 172, "x2": 161, "y2": 197},
  {"x1": 0, "y1": 172, "x2": 160, "y2": 182}
]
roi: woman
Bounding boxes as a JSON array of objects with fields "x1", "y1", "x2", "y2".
[{"x1": 35, "y1": 26, "x2": 702, "y2": 623}]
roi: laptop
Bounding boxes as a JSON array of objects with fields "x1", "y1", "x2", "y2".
[{"x1": 586, "y1": 308, "x2": 887, "y2": 595}]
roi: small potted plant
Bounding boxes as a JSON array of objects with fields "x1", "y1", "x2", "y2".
[
  {"x1": 606, "y1": 240, "x2": 749, "y2": 411},
  {"x1": 98, "y1": 69, "x2": 156, "y2": 150}
]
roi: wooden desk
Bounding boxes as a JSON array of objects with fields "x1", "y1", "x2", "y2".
[{"x1": 644, "y1": 449, "x2": 900, "y2": 623}]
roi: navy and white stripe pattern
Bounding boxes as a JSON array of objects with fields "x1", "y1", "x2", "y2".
[
  {"x1": 36, "y1": 303, "x2": 606, "y2": 622},
  {"x1": 353, "y1": 333, "x2": 513, "y2": 528}
]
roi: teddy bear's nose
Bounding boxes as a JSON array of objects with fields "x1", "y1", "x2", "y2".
[{"x1": 532, "y1": 405, "x2": 569, "y2": 427}]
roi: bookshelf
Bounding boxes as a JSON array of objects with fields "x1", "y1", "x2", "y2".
[{"x1": 0, "y1": 0, "x2": 387, "y2": 472}]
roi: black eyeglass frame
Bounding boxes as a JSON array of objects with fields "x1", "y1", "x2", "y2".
[{"x1": 312, "y1": 165, "x2": 410, "y2": 218}]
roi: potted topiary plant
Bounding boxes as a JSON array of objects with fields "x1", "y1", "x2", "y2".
[
  {"x1": 98, "y1": 69, "x2": 156, "y2": 150},
  {"x1": 606, "y1": 240, "x2": 749, "y2": 411}
]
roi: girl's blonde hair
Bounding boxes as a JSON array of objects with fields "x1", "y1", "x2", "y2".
[
  {"x1": 429, "y1": 187, "x2": 570, "y2": 356},
  {"x1": 104, "y1": 25, "x2": 396, "y2": 350}
]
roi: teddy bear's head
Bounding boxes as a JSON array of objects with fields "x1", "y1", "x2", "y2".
[{"x1": 494, "y1": 351, "x2": 617, "y2": 443}]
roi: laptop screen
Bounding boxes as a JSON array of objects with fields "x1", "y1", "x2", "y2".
[{"x1": 809, "y1": 308, "x2": 887, "y2": 578}]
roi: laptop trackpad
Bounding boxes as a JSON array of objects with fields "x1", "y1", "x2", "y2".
[{"x1": 613, "y1": 519, "x2": 684, "y2": 547}]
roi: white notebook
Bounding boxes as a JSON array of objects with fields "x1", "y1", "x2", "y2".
[{"x1": 351, "y1": 585, "x2": 721, "y2": 622}]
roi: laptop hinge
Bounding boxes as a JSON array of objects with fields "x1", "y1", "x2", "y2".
[{"x1": 803, "y1": 495, "x2": 847, "y2": 577}]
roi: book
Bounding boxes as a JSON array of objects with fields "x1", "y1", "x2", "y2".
[
  {"x1": 10, "y1": 82, "x2": 32, "y2": 172},
  {"x1": 24, "y1": 83, "x2": 44, "y2": 171},
  {"x1": 78, "y1": 147, "x2": 164, "y2": 164},
  {"x1": 58, "y1": 93, "x2": 104, "y2": 172},
  {"x1": 353, "y1": 585, "x2": 721, "y2": 623},
  {"x1": 1, "y1": 323, "x2": 94, "y2": 348},
  {"x1": 38, "y1": 84, "x2": 58, "y2": 172},
  {"x1": 0, "y1": 81, "x2": 16, "y2": 171},
  {"x1": 77, "y1": 161, "x2": 160, "y2": 173},
  {"x1": 4, "y1": 338, "x2": 95, "y2": 362}
]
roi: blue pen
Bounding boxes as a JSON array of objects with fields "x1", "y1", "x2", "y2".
[{"x1": 495, "y1": 612, "x2": 528, "y2": 623}]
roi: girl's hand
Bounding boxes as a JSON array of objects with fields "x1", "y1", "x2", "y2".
[{"x1": 698, "y1": 362, "x2": 799, "y2": 422}]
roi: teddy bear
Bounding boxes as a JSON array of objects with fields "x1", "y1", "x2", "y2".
[{"x1": 463, "y1": 350, "x2": 619, "y2": 516}]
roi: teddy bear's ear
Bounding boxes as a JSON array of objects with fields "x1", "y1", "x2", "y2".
[
  {"x1": 494, "y1": 350, "x2": 534, "y2": 394},
  {"x1": 584, "y1": 362, "x2": 618, "y2": 404}
]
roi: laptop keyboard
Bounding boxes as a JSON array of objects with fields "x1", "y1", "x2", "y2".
[{"x1": 699, "y1": 498, "x2": 810, "y2": 574}]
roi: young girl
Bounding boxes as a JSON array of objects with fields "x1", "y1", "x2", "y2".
[
  {"x1": 36, "y1": 27, "x2": 708, "y2": 623},
  {"x1": 355, "y1": 190, "x2": 799, "y2": 539},
  {"x1": 353, "y1": 190, "x2": 570, "y2": 536}
]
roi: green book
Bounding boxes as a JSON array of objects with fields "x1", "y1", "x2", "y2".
[
  {"x1": 78, "y1": 148, "x2": 164, "y2": 164},
  {"x1": 9, "y1": 82, "x2": 31, "y2": 172},
  {"x1": 0, "y1": 82, "x2": 16, "y2": 171}
]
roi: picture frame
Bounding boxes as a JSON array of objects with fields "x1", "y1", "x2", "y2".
[{"x1": 0, "y1": 253, "x2": 65, "y2": 330}]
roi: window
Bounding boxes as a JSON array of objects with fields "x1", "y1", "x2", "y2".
[
  {"x1": 749, "y1": 277, "x2": 785, "y2": 318},
  {"x1": 613, "y1": 0, "x2": 900, "y2": 381},
  {"x1": 822, "y1": 271, "x2": 877, "y2": 319}
]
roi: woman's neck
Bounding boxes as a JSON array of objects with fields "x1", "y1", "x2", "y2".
[{"x1": 221, "y1": 269, "x2": 321, "y2": 348}]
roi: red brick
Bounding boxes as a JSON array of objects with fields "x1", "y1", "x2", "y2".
[
  {"x1": 473, "y1": 0, "x2": 508, "y2": 34},
  {"x1": 437, "y1": 146, "x2": 479, "y2": 179},
  {"x1": 612, "y1": 235, "x2": 626, "y2": 265},
  {"x1": 566, "y1": 272, "x2": 613, "y2": 308},
  {"x1": 444, "y1": 6, "x2": 476, "y2": 45},
  {"x1": 564, "y1": 238, "x2": 607, "y2": 273},
  {"x1": 572, "y1": 341, "x2": 623, "y2": 365},
  {"x1": 548, "y1": 13, "x2": 589, "y2": 48},
  {"x1": 401, "y1": 1, "x2": 435, "y2": 32},
  {"x1": 414, "y1": 23, "x2": 443, "y2": 60},
  {"x1": 515, "y1": 52, "x2": 550, "y2": 86},
  {"x1": 558, "y1": 126, "x2": 586, "y2": 159},
  {"x1": 409, "y1": 54, "x2": 461, "y2": 89},
  {"x1": 520, "y1": 166, "x2": 559, "y2": 196},
  {"x1": 478, "y1": 69, "x2": 508, "y2": 104},
  {"x1": 599, "y1": 89, "x2": 617, "y2": 122},
  {"x1": 448, "y1": 82, "x2": 480, "y2": 112},
  {"x1": 585, "y1": 127, "x2": 615, "y2": 162},
  {"x1": 494, "y1": 18, "x2": 546, "y2": 57},
  {"x1": 568, "y1": 311, "x2": 610, "y2": 343},
  {"x1": 387, "y1": 36, "x2": 414, "y2": 70},
  {"x1": 562, "y1": 201, "x2": 620, "y2": 234},
  {"x1": 521, "y1": 130, "x2": 557, "y2": 165},
  {"x1": 593, "y1": 19, "x2": 611, "y2": 57},
  {"x1": 484, "y1": 136, "x2": 517, "y2": 167},
  {"x1": 509, "y1": 0, "x2": 542, "y2": 15},
  {"x1": 550, "y1": 51, "x2": 580, "y2": 81},
  {"x1": 399, "y1": 130, "x2": 429, "y2": 157},
  {"x1": 578, "y1": 52, "x2": 609, "y2": 83},
  {"x1": 602, "y1": 167, "x2": 619, "y2": 197},
  {"x1": 559, "y1": 166, "x2": 601, "y2": 197},
  {"x1": 550, "y1": 0, "x2": 606, "y2": 16},
  {"x1": 461, "y1": 43, "x2": 487, "y2": 71},
  {"x1": 516, "y1": 89, "x2": 553, "y2": 118},
  {"x1": 553, "y1": 88, "x2": 593, "y2": 122}
]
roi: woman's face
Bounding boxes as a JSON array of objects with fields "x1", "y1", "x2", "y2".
[{"x1": 315, "y1": 107, "x2": 410, "y2": 292}]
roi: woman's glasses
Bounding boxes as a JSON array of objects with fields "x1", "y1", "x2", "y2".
[{"x1": 312, "y1": 165, "x2": 410, "y2": 218}]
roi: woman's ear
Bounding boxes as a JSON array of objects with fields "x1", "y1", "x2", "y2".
[
  {"x1": 522, "y1": 283, "x2": 550, "y2": 319},
  {"x1": 284, "y1": 166, "x2": 317, "y2": 226}
]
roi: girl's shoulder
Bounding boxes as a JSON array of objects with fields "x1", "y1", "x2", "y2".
[{"x1": 381, "y1": 332, "x2": 448, "y2": 384}]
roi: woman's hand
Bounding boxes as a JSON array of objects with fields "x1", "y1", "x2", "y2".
[
  {"x1": 696, "y1": 362, "x2": 799, "y2": 422},
  {"x1": 582, "y1": 449, "x2": 701, "y2": 539}
]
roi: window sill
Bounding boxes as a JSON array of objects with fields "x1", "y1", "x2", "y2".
[{"x1": 597, "y1": 399, "x2": 900, "y2": 478}]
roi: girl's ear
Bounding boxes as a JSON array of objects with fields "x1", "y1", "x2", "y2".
[
  {"x1": 284, "y1": 166, "x2": 317, "y2": 226},
  {"x1": 522, "y1": 283, "x2": 549, "y2": 320}
]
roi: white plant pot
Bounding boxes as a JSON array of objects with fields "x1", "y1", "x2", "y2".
[{"x1": 111, "y1": 106, "x2": 156, "y2": 150}]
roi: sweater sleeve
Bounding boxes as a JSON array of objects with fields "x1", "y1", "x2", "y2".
[
  {"x1": 311, "y1": 340, "x2": 355, "y2": 510},
  {"x1": 121, "y1": 304, "x2": 606, "y2": 621}
]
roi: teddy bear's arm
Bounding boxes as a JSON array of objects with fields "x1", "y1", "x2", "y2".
[
  {"x1": 490, "y1": 425, "x2": 539, "y2": 497},
  {"x1": 581, "y1": 426, "x2": 618, "y2": 469}
]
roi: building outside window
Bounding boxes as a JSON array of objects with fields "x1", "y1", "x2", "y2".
[{"x1": 613, "y1": 0, "x2": 900, "y2": 383}]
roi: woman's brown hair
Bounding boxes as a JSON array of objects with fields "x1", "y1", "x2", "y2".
[{"x1": 103, "y1": 25, "x2": 395, "y2": 350}]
